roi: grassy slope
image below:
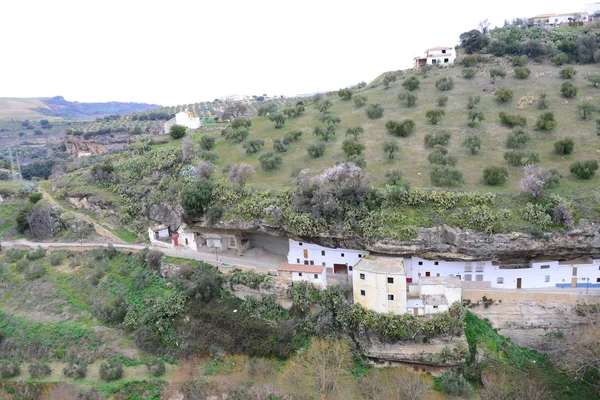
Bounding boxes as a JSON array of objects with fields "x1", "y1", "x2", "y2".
[
  {"x1": 172, "y1": 60, "x2": 599, "y2": 192},
  {"x1": 0, "y1": 98, "x2": 52, "y2": 120}
]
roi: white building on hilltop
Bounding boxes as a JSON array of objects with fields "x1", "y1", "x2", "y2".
[
  {"x1": 413, "y1": 46, "x2": 456, "y2": 69},
  {"x1": 286, "y1": 239, "x2": 366, "y2": 275},
  {"x1": 163, "y1": 111, "x2": 201, "y2": 134}
]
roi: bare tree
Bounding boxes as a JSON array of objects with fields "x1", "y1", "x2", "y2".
[
  {"x1": 223, "y1": 102, "x2": 247, "y2": 119},
  {"x1": 182, "y1": 135, "x2": 197, "y2": 162},
  {"x1": 361, "y1": 368, "x2": 430, "y2": 400},
  {"x1": 228, "y1": 163, "x2": 255, "y2": 187},
  {"x1": 478, "y1": 18, "x2": 491, "y2": 34},
  {"x1": 520, "y1": 164, "x2": 550, "y2": 199},
  {"x1": 195, "y1": 161, "x2": 216, "y2": 180},
  {"x1": 561, "y1": 316, "x2": 600, "y2": 393}
]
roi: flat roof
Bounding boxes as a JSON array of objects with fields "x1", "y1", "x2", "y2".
[
  {"x1": 353, "y1": 256, "x2": 405, "y2": 275},
  {"x1": 150, "y1": 225, "x2": 168, "y2": 231},
  {"x1": 422, "y1": 294, "x2": 449, "y2": 306},
  {"x1": 427, "y1": 46, "x2": 452, "y2": 51},
  {"x1": 277, "y1": 263, "x2": 325, "y2": 274},
  {"x1": 419, "y1": 276, "x2": 462, "y2": 288},
  {"x1": 407, "y1": 299, "x2": 424, "y2": 308}
]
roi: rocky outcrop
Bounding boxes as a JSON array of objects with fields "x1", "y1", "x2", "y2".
[
  {"x1": 149, "y1": 204, "x2": 182, "y2": 232},
  {"x1": 225, "y1": 280, "x2": 293, "y2": 309},
  {"x1": 65, "y1": 136, "x2": 106, "y2": 156}
]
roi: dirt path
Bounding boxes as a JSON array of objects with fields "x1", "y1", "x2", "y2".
[{"x1": 40, "y1": 185, "x2": 125, "y2": 244}]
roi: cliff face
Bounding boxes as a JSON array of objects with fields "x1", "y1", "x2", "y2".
[{"x1": 65, "y1": 136, "x2": 106, "y2": 156}]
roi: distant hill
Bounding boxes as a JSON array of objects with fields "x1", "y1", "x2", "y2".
[{"x1": 0, "y1": 96, "x2": 160, "y2": 121}]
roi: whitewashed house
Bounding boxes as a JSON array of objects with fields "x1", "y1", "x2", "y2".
[
  {"x1": 174, "y1": 225, "x2": 251, "y2": 255},
  {"x1": 530, "y1": 12, "x2": 589, "y2": 26},
  {"x1": 162, "y1": 111, "x2": 201, "y2": 134},
  {"x1": 277, "y1": 263, "x2": 327, "y2": 288},
  {"x1": 353, "y1": 256, "x2": 407, "y2": 314},
  {"x1": 414, "y1": 46, "x2": 456, "y2": 69},
  {"x1": 148, "y1": 225, "x2": 174, "y2": 249},
  {"x1": 417, "y1": 277, "x2": 462, "y2": 315},
  {"x1": 286, "y1": 239, "x2": 366, "y2": 275}
]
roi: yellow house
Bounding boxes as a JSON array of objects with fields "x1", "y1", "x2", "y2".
[{"x1": 353, "y1": 256, "x2": 407, "y2": 314}]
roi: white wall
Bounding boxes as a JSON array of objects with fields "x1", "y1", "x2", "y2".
[
  {"x1": 425, "y1": 48, "x2": 456, "y2": 65},
  {"x1": 287, "y1": 239, "x2": 365, "y2": 274},
  {"x1": 177, "y1": 228, "x2": 198, "y2": 251},
  {"x1": 148, "y1": 228, "x2": 174, "y2": 249},
  {"x1": 353, "y1": 270, "x2": 407, "y2": 314},
  {"x1": 292, "y1": 270, "x2": 327, "y2": 288},
  {"x1": 174, "y1": 112, "x2": 201, "y2": 130}
]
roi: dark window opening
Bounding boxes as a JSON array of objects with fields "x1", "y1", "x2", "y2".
[
  {"x1": 360, "y1": 290, "x2": 365, "y2": 296},
  {"x1": 314, "y1": 274, "x2": 318, "y2": 279},
  {"x1": 360, "y1": 273, "x2": 365, "y2": 280},
  {"x1": 388, "y1": 294, "x2": 394, "y2": 301},
  {"x1": 298, "y1": 272, "x2": 303, "y2": 277},
  {"x1": 418, "y1": 261, "x2": 423, "y2": 266},
  {"x1": 387, "y1": 277, "x2": 394, "y2": 284},
  {"x1": 321, "y1": 250, "x2": 325, "y2": 256}
]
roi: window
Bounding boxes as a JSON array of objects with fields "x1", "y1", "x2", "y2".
[
  {"x1": 418, "y1": 273, "x2": 421, "y2": 277},
  {"x1": 322, "y1": 262, "x2": 326, "y2": 267},
  {"x1": 387, "y1": 277, "x2": 394, "y2": 284},
  {"x1": 321, "y1": 250, "x2": 325, "y2": 256},
  {"x1": 597, "y1": 278, "x2": 600, "y2": 283},
  {"x1": 444, "y1": 58, "x2": 449, "y2": 63},
  {"x1": 475, "y1": 265, "x2": 484, "y2": 273},
  {"x1": 464, "y1": 274, "x2": 472, "y2": 281},
  {"x1": 433, "y1": 305, "x2": 438, "y2": 309},
  {"x1": 358, "y1": 254, "x2": 362, "y2": 258},
  {"x1": 437, "y1": 273, "x2": 440, "y2": 277},
  {"x1": 349, "y1": 266, "x2": 353, "y2": 271},
  {"x1": 442, "y1": 49, "x2": 447, "y2": 54},
  {"x1": 432, "y1": 59, "x2": 437, "y2": 64},
  {"x1": 360, "y1": 290, "x2": 365, "y2": 296},
  {"x1": 434, "y1": 261, "x2": 439, "y2": 266},
  {"x1": 497, "y1": 277, "x2": 504, "y2": 284},
  {"x1": 309, "y1": 260, "x2": 314, "y2": 265},
  {"x1": 341, "y1": 253, "x2": 345, "y2": 257},
  {"x1": 299, "y1": 242, "x2": 303, "y2": 246},
  {"x1": 465, "y1": 265, "x2": 473, "y2": 272},
  {"x1": 476, "y1": 275, "x2": 483, "y2": 281},
  {"x1": 426, "y1": 272, "x2": 431, "y2": 277},
  {"x1": 314, "y1": 274, "x2": 318, "y2": 279},
  {"x1": 229, "y1": 237, "x2": 236, "y2": 247},
  {"x1": 360, "y1": 273, "x2": 365, "y2": 280},
  {"x1": 296, "y1": 258, "x2": 300, "y2": 263},
  {"x1": 388, "y1": 294, "x2": 394, "y2": 301},
  {"x1": 418, "y1": 261, "x2": 423, "y2": 266},
  {"x1": 298, "y1": 272, "x2": 303, "y2": 277},
  {"x1": 545, "y1": 275, "x2": 550, "y2": 282},
  {"x1": 540, "y1": 265, "x2": 550, "y2": 269}
]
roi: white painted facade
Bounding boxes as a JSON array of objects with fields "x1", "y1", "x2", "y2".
[
  {"x1": 414, "y1": 46, "x2": 456, "y2": 69},
  {"x1": 148, "y1": 226, "x2": 174, "y2": 249},
  {"x1": 418, "y1": 277, "x2": 462, "y2": 315},
  {"x1": 530, "y1": 12, "x2": 589, "y2": 26},
  {"x1": 277, "y1": 264, "x2": 327, "y2": 288},
  {"x1": 162, "y1": 111, "x2": 201, "y2": 134},
  {"x1": 287, "y1": 239, "x2": 366, "y2": 275},
  {"x1": 219, "y1": 94, "x2": 250, "y2": 102},
  {"x1": 175, "y1": 226, "x2": 251, "y2": 255},
  {"x1": 353, "y1": 257, "x2": 407, "y2": 314}
]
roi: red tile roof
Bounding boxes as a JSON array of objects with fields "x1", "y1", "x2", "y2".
[{"x1": 277, "y1": 263, "x2": 325, "y2": 274}]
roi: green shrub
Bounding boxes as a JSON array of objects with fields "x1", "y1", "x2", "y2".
[
  {"x1": 570, "y1": 160, "x2": 599, "y2": 179},
  {"x1": 99, "y1": 359, "x2": 123, "y2": 382},
  {"x1": 268, "y1": 113, "x2": 286, "y2": 129},
  {"x1": 169, "y1": 125, "x2": 186, "y2": 139},
  {"x1": 49, "y1": 251, "x2": 65, "y2": 266},
  {"x1": 499, "y1": 112, "x2": 527, "y2": 128},
  {"x1": 365, "y1": 103, "x2": 384, "y2": 119},
  {"x1": 180, "y1": 179, "x2": 215, "y2": 216},
  {"x1": 551, "y1": 53, "x2": 568, "y2": 66},
  {"x1": 7, "y1": 248, "x2": 23, "y2": 262},
  {"x1": 338, "y1": 88, "x2": 353, "y2": 100},
  {"x1": 440, "y1": 372, "x2": 474, "y2": 397},
  {"x1": 511, "y1": 55, "x2": 528, "y2": 66},
  {"x1": 461, "y1": 68, "x2": 476, "y2": 79},
  {"x1": 559, "y1": 66, "x2": 577, "y2": 79},
  {"x1": 273, "y1": 139, "x2": 287, "y2": 153},
  {"x1": 514, "y1": 67, "x2": 531, "y2": 79},
  {"x1": 462, "y1": 135, "x2": 482, "y2": 154},
  {"x1": 483, "y1": 166, "x2": 509, "y2": 185},
  {"x1": 554, "y1": 138, "x2": 574, "y2": 155},
  {"x1": 382, "y1": 140, "x2": 400, "y2": 160},
  {"x1": 282, "y1": 130, "x2": 302, "y2": 145},
  {"x1": 504, "y1": 150, "x2": 540, "y2": 166},
  {"x1": 561, "y1": 81, "x2": 578, "y2": 98},
  {"x1": 522, "y1": 203, "x2": 552, "y2": 230},
  {"x1": 424, "y1": 131, "x2": 451, "y2": 147},
  {"x1": 585, "y1": 74, "x2": 600, "y2": 88},
  {"x1": 290, "y1": 281, "x2": 318, "y2": 314},
  {"x1": 341, "y1": 139, "x2": 365, "y2": 157},
  {"x1": 386, "y1": 119, "x2": 415, "y2": 137},
  {"x1": 0, "y1": 361, "x2": 20, "y2": 378},
  {"x1": 258, "y1": 152, "x2": 282, "y2": 171},
  {"x1": 437, "y1": 95, "x2": 449, "y2": 107},
  {"x1": 398, "y1": 92, "x2": 418, "y2": 107},
  {"x1": 505, "y1": 128, "x2": 530, "y2": 149},
  {"x1": 495, "y1": 88, "x2": 513, "y2": 102},
  {"x1": 435, "y1": 77, "x2": 454, "y2": 91},
  {"x1": 430, "y1": 166, "x2": 464, "y2": 187},
  {"x1": 402, "y1": 76, "x2": 420, "y2": 91},
  {"x1": 307, "y1": 143, "x2": 325, "y2": 158},
  {"x1": 28, "y1": 192, "x2": 42, "y2": 204},
  {"x1": 199, "y1": 135, "x2": 216, "y2": 151},
  {"x1": 96, "y1": 295, "x2": 128, "y2": 325},
  {"x1": 535, "y1": 111, "x2": 557, "y2": 131},
  {"x1": 28, "y1": 363, "x2": 52, "y2": 379},
  {"x1": 25, "y1": 263, "x2": 46, "y2": 280},
  {"x1": 425, "y1": 109, "x2": 445, "y2": 125},
  {"x1": 353, "y1": 95, "x2": 367, "y2": 107},
  {"x1": 226, "y1": 128, "x2": 249, "y2": 143},
  {"x1": 146, "y1": 359, "x2": 166, "y2": 377},
  {"x1": 63, "y1": 361, "x2": 87, "y2": 379},
  {"x1": 243, "y1": 139, "x2": 264, "y2": 155},
  {"x1": 489, "y1": 68, "x2": 506, "y2": 83},
  {"x1": 466, "y1": 96, "x2": 480, "y2": 110},
  {"x1": 231, "y1": 117, "x2": 252, "y2": 129},
  {"x1": 537, "y1": 93, "x2": 550, "y2": 110},
  {"x1": 428, "y1": 147, "x2": 457, "y2": 166},
  {"x1": 15, "y1": 259, "x2": 29, "y2": 272},
  {"x1": 460, "y1": 55, "x2": 478, "y2": 67},
  {"x1": 26, "y1": 246, "x2": 45, "y2": 260}
]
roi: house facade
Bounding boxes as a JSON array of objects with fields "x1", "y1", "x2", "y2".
[
  {"x1": 175, "y1": 225, "x2": 251, "y2": 255},
  {"x1": 530, "y1": 12, "x2": 589, "y2": 26},
  {"x1": 277, "y1": 263, "x2": 327, "y2": 288},
  {"x1": 286, "y1": 239, "x2": 366, "y2": 275},
  {"x1": 162, "y1": 111, "x2": 201, "y2": 134},
  {"x1": 414, "y1": 46, "x2": 456, "y2": 69},
  {"x1": 148, "y1": 225, "x2": 174, "y2": 249},
  {"x1": 417, "y1": 277, "x2": 462, "y2": 315},
  {"x1": 353, "y1": 257, "x2": 408, "y2": 314}
]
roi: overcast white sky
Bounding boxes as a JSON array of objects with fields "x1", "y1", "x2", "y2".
[{"x1": 0, "y1": 0, "x2": 595, "y2": 106}]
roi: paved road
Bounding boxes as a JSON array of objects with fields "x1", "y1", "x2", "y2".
[{"x1": 1, "y1": 240, "x2": 282, "y2": 270}]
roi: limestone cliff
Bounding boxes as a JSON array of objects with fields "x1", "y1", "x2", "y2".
[{"x1": 65, "y1": 136, "x2": 106, "y2": 156}]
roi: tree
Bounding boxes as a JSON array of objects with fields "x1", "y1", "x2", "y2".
[
  {"x1": 511, "y1": 55, "x2": 528, "y2": 66},
  {"x1": 467, "y1": 95, "x2": 480, "y2": 110},
  {"x1": 259, "y1": 152, "x2": 282, "y2": 171},
  {"x1": 538, "y1": 93, "x2": 550, "y2": 110},
  {"x1": 499, "y1": 112, "x2": 527, "y2": 128},
  {"x1": 268, "y1": 113, "x2": 286, "y2": 129},
  {"x1": 230, "y1": 117, "x2": 251, "y2": 129},
  {"x1": 169, "y1": 124, "x2": 187, "y2": 139},
  {"x1": 489, "y1": 69, "x2": 506, "y2": 83},
  {"x1": 428, "y1": 147, "x2": 457, "y2": 166},
  {"x1": 243, "y1": 139, "x2": 265, "y2": 155},
  {"x1": 307, "y1": 143, "x2": 325, "y2": 158},
  {"x1": 505, "y1": 128, "x2": 530, "y2": 149},
  {"x1": 570, "y1": 160, "x2": 599, "y2": 179},
  {"x1": 424, "y1": 131, "x2": 451, "y2": 147},
  {"x1": 273, "y1": 139, "x2": 287, "y2": 153},
  {"x1": 228, "y1": 163, "x2": 255, "y2": 187},
  {"x1": 578, "y1": 101, "x2": 597, "y2": 120},
  {"x1": 436, "y1": 77, "x2": 454, "y2": 91},
  {"x1": 561, "y1": 81, "x2": 578, "y2": 98},
  {"x1": 535, "y1": 111, "x2": 557, "y2": 131},
  {"x1": 319, "y1": 114, "x2": 341, "y2": 125},
  {"x1": 402, "y1": 76, "x2": 420, "y2": 91},
  {"x1": 554, "y1": 138, "x2": 575, "y2": 155},
  {"x1": 521, "y1": 164, "x2": 551, "y2": 199},
  {"x1": 316, "y1": 99, "x2": 332, "y2": 113},
  {"x1": 483, "y1": 166, "x2": 509, "y2": 185},
  {"x1": 195, "y1": 161, "x2": 216, "y2": 179},
  {"x1": 223, "y1": 102, "x2": 247, "y2": 119},
  {"x1": 426, "y1": 109, "x2": 445, "y2": 125},
  {"x1": 504, "y1": 150, "x2": 540, "y2": 166},
  {"x1": 585, "y1": 74, "x2": 600, "y2": 88},
  {"x1": 459, "y1": 29, "x2": 488, "y2": 53},
  {"x1": 578, "y1": 33, "x2": 598, "y2": 63},
  {"x1": 559, "y1": 66, "x2": 577, "y2": 79},
  {"x1": 461, "y1": 55, "x2": 478, "y2": 67},
  {"x1": 385, "y1": 169, "x2": 404, "y2": 185},
  {"x1": 338, "y1": 88, "x2": 353, "y2": 100},
  {"x1": 552, "y1": 53, "x2": 569, "y2": 65},
  {"x1": 379, "y1": 139, "x2": 400, "y2": 160},
  {"x1": 467, "y1": 109, "x2": 484, "y2": 127},
  {"x1": 199, "y1": 135, "x2": 215, "y2": 150},
  {"x1": 353, "y1": 95, "x2": 367, "y2": 107},
  {"x1": 180, "y1": 179, "x2": 215, "y2": 216},
  {"x1": 382, "y1": 72, "x2": 398, "y2": 88},
  {"x1": 437, "y1": 95, "x2": 449, "y2": 107},
  {"x1": 360, "y1": 368, "x2": 429, "y2": 400},
  {"x1": 463, "y1": 135, "x2": 482, "y2": 154},
  {"x1": 22, "y1": 160, "x2": 55, "y2": 180},
  {"x1": 346, "y1": 126, "x2": 363, "y2": 141},
  {"x1": 257, "y1": 103, "x2": 277, "y2": 116},
  {"x1": 226, "y1": 128, "x2": 249, "y2": 142},
  {"x1": 462, "y1": 68, "x2": 476, "y2": 79},
  {"x1": 398, "y1": 92, "x2": 418, "y2": 107},
  {"x1": 283, "y1": 130, "x2": 303, "y2": 144},
  {"x1": 440, "y1": 372, "x2": 474, "y2": 397},
  {"x1": 514, "y1": 67, "x2": 531, "y2": 79},
  {"x1": 430, "y1": 165, "x2": 464, "y2": 187},
  {"x1": 342, "y1": 139, "x2": 365, "y2": 157},
  {"x1": 386, "y1": 119, "x2": 415, "y2": 137},
  {"x1": 365, "y1": 103, "x2": 384, "y2": 119},
  {"x1": 314, "y1": 125, "x2": 336, "y2": 142},
  {"x1": 495, "y1": 88, "x2": 514, "y2": 103}
]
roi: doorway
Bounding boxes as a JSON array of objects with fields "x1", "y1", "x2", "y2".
[
  {"x1": 333, "y1": 264, "x2": 348, "y2": 274},
  {"x1": 303, "y1": 249, "x2": 308, "y2": 259},
  {"x1": 571, "y1": 278, "x2": 577, "y2": 288},
  {"x1": 516, "y1": 278, "x2": 522, "y2": 289}
]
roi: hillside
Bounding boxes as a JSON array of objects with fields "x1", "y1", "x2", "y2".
[{"x1": 0, "y1": 96, "x2": 160, "y2": 121}]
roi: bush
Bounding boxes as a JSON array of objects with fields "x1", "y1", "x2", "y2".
[
  {"x1": 49, "y1": 251, "x2": 65, "y2": 266},
  {"x1": 268, "y1": 113, "x2": 286, "y2": 129},
  {"x1": 341, "y1": 139, "x2": 365, "y2": 157},
  {"x1": 146, "y1": 249, "x2": 163, "y2": 270},
  {"x1": 561, "y1": 81, "x2": 578, "y2": 98},
  {"x1": 273, "y1": 139, "x2": 287, "y2": 153},
  {"x1": 226, "y1": 128, "x2": 249, "y2": 143},
  {"x1": 505, "y1": 128, "x2": 530, "y2": 149},
  {"x1": 512, "y1": 55, "x2": 528, "y2": 66},
  {"x1": 7, "y1": 248, "x2": 23, "y2": 262},
  {"x1": 435, "y1": 77, "x2": 454, "y2": 91},
  {"x1": 386, "y1": 119, "x2": 416, "y2": 137},
  {"x1": 537, "y1": 93, "x2": 550, "y2": 110},
  {"x1": 169, "y1": 125, "x2": 186, "y2": 139},
  {"x1": 28, "y1": 363, "x2": 52, "y2": 379},
  {"x1": 398, "y1": 92, "x2": 418, "y2": 107},
  {"x1": 180, "y1": 179, "x2": 215, "y2": 216},
  {"x1": 25, "y1": 246, "x2": 45, "y2": 261},
  {"x1": 554, "y1": 138, "x2": 575, "y2": 155},
  {"x1": 307, "y1": 143, "x2": 325, "y2": 158},
  {"x1": 495, "y1": 88, "x2": 513, "y2": 102},
  {"x1": 570, "y1": 160, "x2": 599, "y2": 179},
  {"x1": 466, "y1": 95, "x2": 480, "y2": 110},
  {"x1": 428, "y1": 147, "x2": 457, "y2": 166},
  {"x1": 437, "y1": 95, "x2": 449, "y2": 107},
  {"x1": 504, "y1": 150, "x2": 540, "y2": 166},
  {"x1": 146, "y1": 359, "x2": 166, "y2": 377},
  {"x1": 282, "y1": 130, "x2": 302, "y2": 144},
  {"x1": 258, "y1": 152, "x2": 282, "y2": 171},
  {"x1": 425, "y1": 109, "x2": 445, "y2": 125},
  {"x1": 499, "y1": 112, "x2": 527, "y2": 128},
  {"x1": 462, "y1": 135, "x2": 482, "y2": 154},
  {"x1": 552, "y1": 53, "x2": 569, "y2": 66},
  {"x1": 483, "y1": 166, "x2": 509, "y2": 185},
  {"x1": 338, "y1": 88, "x2": 353, "y2": 100},
  {"x1": 440, "y1": 372, "x2": 474, "y2": 397},
  {"x1": 353, "y1": 95, "x2": 367, "y2": 107},
  {"x1": 559, "y1": 66, "x2": 577, "y2": 79},
  {"x1": 489, "y1": 68, "x2": 506, "y2": 83},
  {"x1": 15, "y1": 259, "x2": 29, "y2": 272},
  {"x1": 28, "y1": 192, "x2": 42, "y2": 204},
  {"x1": 460, "y1": 55, "x2": 478, "y2": 67},
  {"x1": 535, "y1": 111, "x2": 557, "y2": 131},
  {"x1": 99, "y1": 360, "x2": 123, "y2": 382},
  {"x1": 462, "y1": 68, "x2": 476, "y2": 79},
  {"x1": 199, "y1": 135, "x2": 215, "y2": 151},
  {"x1": 230, "y1": 117, "x2": 251, "y2": 129},
  {"x1": 382, "y1": 140, "x2": 400, "y2": 160},
  {"x1": 243, "y1": 139, "x2": 265, "y2": 155},
  {"x1": 365, "y1": 103, "x2": 384, "y2": 119},
  {"x1": 522, "y1": 203, "x2": 552, "y2": 230},
  {"x1": 25, "y1": 263, "x2": 46, "y2": 280},
  {"x1": 0, "y1": 360, "x2": 20, "y2": 378},
  {"x1": 430, "y1": 165, "x2": 464, "y2": 187},
  {"x1": 402, "y1": 76, "x2": 420, "y2": 91},
  {"x1": 424, "y1": 131, "x2": 451, "y2": 147},
  {"x1": 63, "y1": 361, "x2": 87, "y2": 379},
  {"x1": 514, "y1": 67, "x2": 531, "y2": 79},
  {"x1": 578, "y1": 101, "x2": 597, "y2": 120}
]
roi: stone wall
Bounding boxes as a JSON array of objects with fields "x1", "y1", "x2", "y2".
[{"x1": 223, "y1": 278, "x2": 293, "y2": 309}]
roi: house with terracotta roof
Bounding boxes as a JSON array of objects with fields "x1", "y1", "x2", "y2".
[
  {"x1": 413, "y1": 46, "x2": 456, "y2": 69},
  {"x1": 277, "y1": 263, "x2": 327, "y2": 288}
]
